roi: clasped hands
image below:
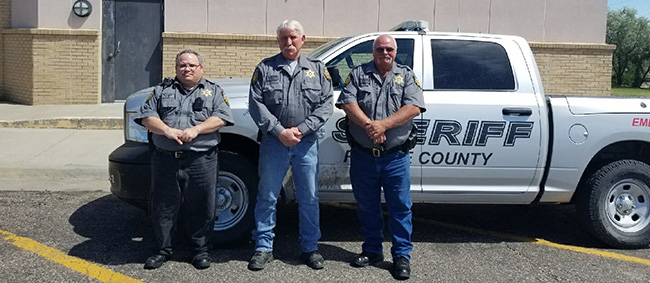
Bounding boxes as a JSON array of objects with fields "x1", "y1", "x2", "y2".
[
  {"x1": 165, "y1": 127, "x2": 200, "y2": 145},
  {"x1": 365, "y1": 120, "x2": 387, "y2": 145}
]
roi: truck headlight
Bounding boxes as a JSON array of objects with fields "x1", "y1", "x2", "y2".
[{"x1": 125, "y1": 112, "x2": 149, "y2": 143}]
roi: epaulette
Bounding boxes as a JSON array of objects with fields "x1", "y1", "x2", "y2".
[
  {"x1": 305, "y1": 56, "x2": 322, "y2": 63},
  {"x1": 160, "y1": 77, "x2": 174, "y2": 88},
  {"x1": 205, "y1": 78, "x2": 217, "y2": 85},
  {"x1": 395, "y1": 63, "x2": 413, "y2": 72}
]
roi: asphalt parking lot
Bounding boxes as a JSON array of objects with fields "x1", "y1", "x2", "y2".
[{"x1": 1, "y1": 190, "x2": 650, "y2": 282}]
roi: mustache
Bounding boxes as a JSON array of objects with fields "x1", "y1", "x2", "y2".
[{"x1": 283, "y1": 46, "x2": 297, "y2": 53}]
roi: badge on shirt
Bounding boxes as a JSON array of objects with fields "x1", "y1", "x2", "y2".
[
  {"x1": 394, "y1": 75, "x2": 404, "y2": 85},
  {"x1": 202, "y1": 89, "x2": 213, "y2": 96},
  {"x1": 305, "y1": 69, "x2": 315, "y2": 78}
]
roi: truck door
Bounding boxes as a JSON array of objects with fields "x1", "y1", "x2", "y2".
[
  {"x1": 317, "y1": 35, "x2": 423, "y2": 193},
  {"x1": 417, "y1": 37, "x2": 544, "y2": 203}
]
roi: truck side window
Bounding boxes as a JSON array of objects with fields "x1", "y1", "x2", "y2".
[
  {"x1": 431, "y1": 39, "x2": 515, "y2": 90},
  {"x1": 326, "y1": 39, "x2": 414, "y2": 88}
]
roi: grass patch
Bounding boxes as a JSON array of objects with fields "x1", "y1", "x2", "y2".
[{"x1": 611, "y1": 86, "x2": 650, "y2": 97}]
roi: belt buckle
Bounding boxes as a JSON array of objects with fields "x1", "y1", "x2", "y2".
[
  {"x1": 372, "y1": 148, "x2": 381, "y2": 157},
  {"x1": 174, "y1": 151, "x2": 183, "y2": 158}
]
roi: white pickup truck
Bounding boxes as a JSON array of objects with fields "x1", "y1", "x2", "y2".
[{"x1": 109, "y1": 22, "x2": 650, "y2": 248}]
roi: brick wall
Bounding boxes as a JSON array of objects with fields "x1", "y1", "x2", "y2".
[
  {"x1": 164, "y1": 33, "x2": 614, "y2": 97},
  {"x1": 163, "y1": 33, "x2": 336, "y2": 79},
  {"x1": 530, "y1": 42, "x2": 614, "y2": 96},
  {"x1": 3, "y1": 29, "x2": 101, "y2": 105},
  {"x1": 0, "y1": 0, "x2": 12, "y2": 100}
]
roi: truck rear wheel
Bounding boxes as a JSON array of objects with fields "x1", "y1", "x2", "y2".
[
  {"x1": 212, "y1": 150, "x2": 258, "y2": 246},
  {"x1": 577, "y1": 159, "x2": 650, "y2": 248}
]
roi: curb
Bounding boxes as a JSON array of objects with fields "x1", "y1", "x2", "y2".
[{"x1": 0, "y1": 118, "x2": 123, "y2": 130}]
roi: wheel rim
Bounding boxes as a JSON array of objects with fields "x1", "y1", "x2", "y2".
[
  {"x1": 605, "y1": 178, "x2": 650, "y2": 233},
  {"x1": 213, "y1": 171, "x2": 249, "y2": 231}
]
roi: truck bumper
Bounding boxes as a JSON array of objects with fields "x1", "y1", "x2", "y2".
[{"x1": 108, "y1": 142, "x2": 152, "y2": 210}]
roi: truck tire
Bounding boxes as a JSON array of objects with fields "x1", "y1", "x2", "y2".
[
  {"x1": 212, "y1": 150, "x2": 258, "y2": 246},
  {"x1": 577, "y1": 159, "x2": 650, "y2": 248}
]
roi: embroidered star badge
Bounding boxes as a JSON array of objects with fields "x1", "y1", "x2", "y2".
[
  {"x1": 394, "y1": 75, "x2": 404, "y2": 85},
  {"x1": 305, "y1": 69, "x2": 315, "y2": 78},
  {"x1": 202, "y1": 90, "x2": 212, "y2": 96}
]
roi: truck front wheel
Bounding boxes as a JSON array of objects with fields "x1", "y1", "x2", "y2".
[
  {"x1": 577, "y1": 159, "x2": 650, "y2": 248},
  {"x1": 212, "y1": 150, "x2": 258, "y2": 246}
]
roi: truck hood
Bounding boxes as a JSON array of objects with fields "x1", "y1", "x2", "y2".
[
  {"x1": 125, "y1": 78, "x2": 250, "y2": 112},
  {"x1": 564, "y1": 96, "x2": 650, "y2": 115}
]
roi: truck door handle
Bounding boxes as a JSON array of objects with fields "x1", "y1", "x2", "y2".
[{"x1": 502, "y1": 107, "x2": 532, "y2": 116}]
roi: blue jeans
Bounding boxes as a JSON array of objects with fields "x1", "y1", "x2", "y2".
[
  {"x1": 252, "y1": 133, "x2": 321, "y2": 253},
  {"x1": 350, "y1": 147, "x2": 413, "y2": 260}
]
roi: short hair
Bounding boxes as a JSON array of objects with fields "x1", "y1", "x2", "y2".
[
  {"x1": 175, "y1": 49, "x2": 203, "y2": 65},
  {"x1": 276, "y1": 19, "x2": 304, "y2": 37},
  {"x1": 372, "y1": 35, "x2": 397, "y2": 50}
]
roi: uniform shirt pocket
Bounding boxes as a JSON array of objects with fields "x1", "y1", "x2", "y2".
[
  {"x1": 301, "y1": 80, "x2": 322, "y2": 107},
  {"x1": 159, "y1": 97, "x2": 179, "y2": 123},
  {"x1": 262, "y1": 80, "x2": 284, "y2": 105},
  {"x1": 388, "y1": 85, "x2": 404, "y2": 114},
  {"x1": 191, "y1": 97, "x2": 214, "y2": 124},
  {"x1": 357, "y1": 86, "x2": 375, "y2": 113}
]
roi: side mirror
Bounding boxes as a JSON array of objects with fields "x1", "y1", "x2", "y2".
[{"x1": 327, "y1": 65, "x2": 343, "y2": 88}]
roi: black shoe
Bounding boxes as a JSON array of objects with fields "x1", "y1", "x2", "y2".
[
  {"x1": 191, "y1": 254, "x2": 211, "y2": 270},
  {"x1": 144, "y1": 254, "x2": 169, "y2": 270},
  {"x1": 300, "y1": 251, "x2": 324, "y2": 270},
  {"x1": 248, "y1": 251, "x2": 273, "y2": 271},
  {"x1": 392, "y1": 256, "x2": 411, "y2": 280},
  {"x1": 351, "y1": 251, "x2": 384, "y2": 267}
]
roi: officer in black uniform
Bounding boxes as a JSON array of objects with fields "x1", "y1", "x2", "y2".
[{"x1": 135, "y1": 49, "x2": 234, "y2": 270}]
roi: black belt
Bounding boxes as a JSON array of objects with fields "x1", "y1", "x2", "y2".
[
  {"x1": 354, "y1": 145, "x2": 405, "y2": 157},
  {"x1": 155, "y1": 148, "x2": 212, "y2": 159}
]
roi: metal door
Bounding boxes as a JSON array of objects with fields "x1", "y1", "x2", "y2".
[{"x1": 102, "y1": 0, "x2": 163, "y2": 102}]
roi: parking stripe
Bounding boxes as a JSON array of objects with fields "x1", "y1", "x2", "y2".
[
  {"x1": 413, "y1": 217, "x2": 650, "y2": 267},
  {"x1": 337, "y1": 204, "x2": 650, "y2": 267},
  {"x1": 0, "y1": 229, "x2": 143, "y2": 283}
]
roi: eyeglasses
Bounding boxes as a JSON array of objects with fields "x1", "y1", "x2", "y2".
[
  {"x1": 178, "y1": 64, "x2": 201, "y2": 71},
  {"x1": 375, "y1": 47, "x2": 395, "y2": 53}
]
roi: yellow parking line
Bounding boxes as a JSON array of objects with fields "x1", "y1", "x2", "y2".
[
  {"x1": 415, "y1": 217, "x2": 650, "y2": 267},
  {"x1": 1, "y1": 229, "x2": 143, "y2": 283},
  {"x1": 337, "y1": 204, "x2": 650, "y2": 267}
]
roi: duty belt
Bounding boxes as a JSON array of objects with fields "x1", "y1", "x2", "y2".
[
  {"x1": 355, "y1": 145, "x2": 405, "y2": 157},
  {"x1": 155, "y1": 148, "x2": 208, "y2": 159}
]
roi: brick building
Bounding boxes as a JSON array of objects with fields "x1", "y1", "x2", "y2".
[{"x1": 1, "y1": 0, "x2": 613, "y2": 105}]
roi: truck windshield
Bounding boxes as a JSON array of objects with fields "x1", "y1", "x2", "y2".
[{"x1": 308, "y1": 37, "x2": 350, "y2": 59}]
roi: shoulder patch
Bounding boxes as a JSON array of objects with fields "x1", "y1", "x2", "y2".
[
  {"x1": 221, "y1": 90, "x2": 229, "y2": 106},
  {"x1": 251, "y1": 67, "x2": 261, "y2": 85},
  {"x1": 414, "y1": 74, "x2": 421, "y2": 89},
  {"x1": 343, "y1": 73, "x2": 352, "y2": 87},
  {"x1": 145, "y1": 92, "x2": 153, "y2": 103},
  {"x1": 324, "y1": 66, "x2": 331, "y2": 82}
]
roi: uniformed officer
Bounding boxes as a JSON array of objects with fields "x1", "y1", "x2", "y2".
[
  {"x1": 335, "y1": 35, "x2": 425, "y2": 280},
  {"x1": 135, "y1": 49, "x2": 234, "y2": 270},
  {"x1": 247, "y1": 19, "x2": 333, "y2": 271}
]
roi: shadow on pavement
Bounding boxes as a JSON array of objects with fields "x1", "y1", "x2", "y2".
[{"x1": 68, "y1": 194, "x2": 152, "y2": 265}]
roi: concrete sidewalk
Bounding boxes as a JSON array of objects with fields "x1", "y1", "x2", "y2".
[
  {"x1": 0, "y1": 102, "x2": 124, "y2": 129},
  {"x1": 0, "y1": 102, "x2": 126, "y2": 192}
]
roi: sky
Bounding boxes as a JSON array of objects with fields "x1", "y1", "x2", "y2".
[{"x1": 608, "y1": 0, "x2": 650, "y2": 18}]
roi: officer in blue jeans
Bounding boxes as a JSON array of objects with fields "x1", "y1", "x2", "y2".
[
  {"x1": 247, "y1": 19, "x2": 333, "y2": 271},
  {"x1": 336, "y1": 34, "x2": 425, "y2": 280}
]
